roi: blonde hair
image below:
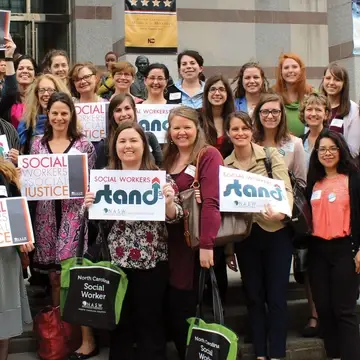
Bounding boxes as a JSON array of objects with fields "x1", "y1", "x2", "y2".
[
  {"x1": 299, "y1": 92, "x2": 331, "y2": 125},
  {"x1": 111, "y1": 61, "x2": 136, "y2": 78},
  {"x1": 0, "y1": 158, "x2": 20, "y2": 190},
  {"x1": 23, "y1": 73, "x2": 71, "y2": 130}
]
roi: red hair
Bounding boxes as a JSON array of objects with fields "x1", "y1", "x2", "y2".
[{"x1": 274, "y1": 53, "x2": 312, "y2": 104}]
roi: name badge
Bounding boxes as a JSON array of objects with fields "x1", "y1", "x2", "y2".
[
  {"x1": 185, "y1": 165, "x2": 196, "y2": 178},
  {"x1": 169, "y1": 92, "x2": 182, "y2": 101},
  {"x1": 330, "y1": 118, "x2": 344, "y2": 128},
  {"x1": 280, "y1": 141, "x2": 295, "y2": 154},
  {"x1": 311, "y1": 190, "x2": 321, "y2": 201},
  {"x1": 0, "y1": 185, "x2": 8, "y2": 197}
]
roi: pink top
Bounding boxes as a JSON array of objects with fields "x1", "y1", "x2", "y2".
[
  {"x1": 10, "y1": 103, "x2": 25, "y2": 129},
  {"x1": 311, "y1": 174, "x2": 351, "y2": 240}
]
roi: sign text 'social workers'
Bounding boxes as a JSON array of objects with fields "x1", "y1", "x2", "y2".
[
  {"x1": 219, "y1": 165, "x2": 292, "y2": 217},
  {"x1": 18, "y1": 154, "x2": 89, "y2": 201},
  {"x1": 89, "y1": 169, "x2": 166, "y2": 221},
  {"x1": 137, "y1": 104, "x2": 179, "y2": 143}
]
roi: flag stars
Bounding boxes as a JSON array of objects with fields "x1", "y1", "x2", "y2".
[
  {"x1": 129, "y1": 0, "x2": 138, "y2": 5},
  {"x1": 152, "y1": 0, "x2": 160, "y2": 6},
  {"x1": 163, "y1": 0, "x2": 172, "y2": 7},
  {"x1": 141, "y1": 0, "x2": 150, "y2": 6}
]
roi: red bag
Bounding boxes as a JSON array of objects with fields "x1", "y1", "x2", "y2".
[{"x1": 33, "y1": 306, "x2": 81, "y2": 360}]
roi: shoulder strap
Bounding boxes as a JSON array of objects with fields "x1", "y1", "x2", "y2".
[
  {"x1": 263, "y1": 147, "x2": 273, "y2": 179},
  {"x1": 193, "y1": 146, "x2": 209, "y2": 184}
]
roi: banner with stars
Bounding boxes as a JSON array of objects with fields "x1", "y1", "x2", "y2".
[{"x1": 125, "y1": 0, "x2": 178, "y2": 53}]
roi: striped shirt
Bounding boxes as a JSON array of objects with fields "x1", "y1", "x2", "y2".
[{"x1": 0, "y1": 118, "x2": 20, "y2": 150}]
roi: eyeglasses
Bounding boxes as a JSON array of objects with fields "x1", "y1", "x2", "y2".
[
  {"x1": 73, "y1": 73, "x2": 94, "y2": 83},
  {"x1": 114, "y1": 72, "x2": 133, "y2": 78},
  {"x1": 259, "y1": 109, "x2": 282, "y2": 117},
  {"x1": 38, "y1": 88, "x2": 56, "y2": 95},
  {"x1": 317, "y1": 146, "x2": 339, "y2": 155},
  {"x1": 146, "y1": 76, "x2": 166, "y2": 82},
  {"x1": 209, "y1": 86, "x2": 227, "y2": 94}
]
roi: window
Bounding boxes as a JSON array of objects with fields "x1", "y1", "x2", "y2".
[{"x1": 0, "y1": 0, "x2": 25, "y2": 13}]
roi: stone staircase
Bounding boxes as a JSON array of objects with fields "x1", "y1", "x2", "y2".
[{"x1": 10, "y1": 271, "x2": 359, "y2": 359}]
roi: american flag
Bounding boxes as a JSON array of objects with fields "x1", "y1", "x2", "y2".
[{"x1": 125, "y1": 0, "x2": 176, "y2": 13}]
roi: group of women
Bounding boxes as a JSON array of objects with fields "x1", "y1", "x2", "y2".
[{"x1": 0, "y1": 33, "x2": 359, "y2": 360}]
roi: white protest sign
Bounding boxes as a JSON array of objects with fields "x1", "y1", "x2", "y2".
[
  {"x1": 0, "y1": 134, "x2": 10, "y2": 158},
  {"x1": 0, "y1": 11, "x2": 10, "y2": 51},
  {"x1": 18, "y1": 154, "x2": 89, "y2": 201},
  {"x1": 137, "y1": 104, "x2": 179, "y2": 143},
  {"x1": 89, "y1": 169, "x2": 166, "y2": 221},
  {"x1": 219, "y1": 166, "x2": 292, "y2": 217},
  {"x1": 75, "y1": 102, "x2": 109, "y2": 142},
  {"x1": 0, "y1": 197, "x2": 35, "y2": 248}
]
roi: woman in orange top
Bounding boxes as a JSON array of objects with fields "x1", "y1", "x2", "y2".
[{"x1": 307, "y1": 130, "x2": 360, "y2": 360}]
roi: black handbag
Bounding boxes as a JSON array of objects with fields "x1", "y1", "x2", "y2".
[{"x1": 263, "y1": 148, "x2": 313, "y2": 236}]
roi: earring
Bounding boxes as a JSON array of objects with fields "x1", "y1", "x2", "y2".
[{"x1": 170, "y1": 140, "x2": 174, "y2": 145}]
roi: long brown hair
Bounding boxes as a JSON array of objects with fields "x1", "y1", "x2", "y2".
[
  {"x1": 108, "y1": 121, "x2": 157, "y2": 170},
  {"x1": 0, "y1": 158, "x2": 20, "y2": 190},
  {"x1": 319, "y1": 62, "x2": 351, "y2": 118},
  {"x1": 274, "y1": 53, "x2": 312, "y2": 104},
  {"x1": 162, "y1": 106, "x2": 208, "y2": 172},
  {"x1": 253, "y1": 93, "x2": 290, "y2": 144},
  {"x1": 201, "y1": 74, "x2": 235, "y2": 146}
]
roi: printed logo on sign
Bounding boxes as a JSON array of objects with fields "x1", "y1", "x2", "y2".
[
  {"x1": 0, "y1": 142, "x2": 5, "y2": 156},
  {"x1": 224, "y1": 180, "x2": 286, "y2": 201},
  {"x1": 94, "y1": 177, "x2": 163, "y2": 206}
]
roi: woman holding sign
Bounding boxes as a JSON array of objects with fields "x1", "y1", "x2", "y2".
[
  {"x1": 0, "y1": 159, "x2": 33, "y2": 360},
  {"x1": 29, "y1": 92, "x2": 96, "y2": 358},
  {"x1": 306, "y1": 130, "x2": 360, "y2": 360},
  {"x1": 224, "y1": 111, "x2": 293, "y2": 360},
  {"x1": 85, "y1": 121, "x2": 182, "y2": 360},
  {"x1": 162, "y1": 106, "x2": 223, "y2": 359},
  {"x1": 319, "y1": 62, "x2": 360, "y2": 157},
  {"x1": 253, "y1": 93, "x2": 307, "y2": 182},
  {"x1": 95, "y1": 93, "x2": 162, "y2": 169}
]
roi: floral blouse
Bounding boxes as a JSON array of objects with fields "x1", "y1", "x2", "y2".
[{"x1": 105, "y1": 175, "x2": 183, "y2": 270}]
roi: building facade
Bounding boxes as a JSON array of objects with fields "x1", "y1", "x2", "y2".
[{"x1": 3, "y1": 1, "x2": 359, "y2": 98}]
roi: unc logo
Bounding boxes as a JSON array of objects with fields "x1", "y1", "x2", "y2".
[
  {"x1": 138, "y1": 119, "x2": 168, "y2": 132},
  {"x1": 223, "y1": 180, "x2": 284, "y2": 201},
  {"x1": 94, "y1": 177, "x2": 162, "y2": 205}
]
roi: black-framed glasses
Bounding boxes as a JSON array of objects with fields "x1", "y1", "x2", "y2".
[
  {"x1": 38, "y1": 88, "x2": 56, "y2": 95},
  {"x1": 317, "y1": 146, "x2": 339, "y2": 155},
  {"x1": 73, "y1": 73, "x2": 94, "y2": 83},
  {"x1": 259, "y1": 109, "x2": 282, "y2": 117}
]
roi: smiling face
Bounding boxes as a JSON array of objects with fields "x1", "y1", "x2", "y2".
[
  {"x1": 305, "y1": 101, "x2": 327, "y2": 128},
  {"x1": 259, "y1": 101, "x2": 282, "y2": 130},
  {"x1": 281, "y1": 58, "x2": 301, "y2": 85},
  {"x1": 113, "y1": 98, "x2": 136, "y2": 125},
  {"x1": 50, "y1": 55, "x2": 69, "y2": 80},
  {"x1": 37, "y1": 78, "x2": 56, "y2": 111},
  {"x1": 323, "y1": 69, "x2": 344, "y2": 97},
  {"x1": 317, "y1": 137, "x2": 340, "y2": 170},
  {"x1": 48, "y1": 101, "x2": 71, "y2": 134},
  {"x1": 170, "y1": 115, "x2": 197, "y2": 150},
  {"x1": 242, "y1": 67, "x2": 263, "y2": 95},
  {"x1": 179, "y1": 55, "x2": 203, "y2": 81},
  {"x1": 105, "y1": 53, "x2": 117, "y2": 71},
  {"x1": 145, "y1": 68, "x2": 167, "y2": 97},
  {"x1": 207, "y1": 80, "x2": 228, "y2": 107},
  {"x1": 16, "y1": 59, "x2": 35, "y2": 86},
  {"x1": 227, "y1": 116, "x2": 252, "y2": 149},
  {"x1": 113, "y1": 70, "x2": 134, "y2": 92},
  {"x1": 116, "y1": 128, "x2": 144, "y2": 166},
  {"x1": 74, "y1": 66, "x2": 96, "y2": 95}
]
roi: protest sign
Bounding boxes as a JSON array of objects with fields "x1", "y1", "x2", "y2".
[
  {"x1": 89, "y1": 169, "x2": 166, "y2": 221},
  {"x1": 0, "y1": 134, "x2": 9, "y2": 158},
  {"x1": 18, "y1": 154, "x2": 88, "y2": 201},
  {"x1": 0, "y1": 11, "x2": 10, "y2": 50},
  {"x1": 75, "y1": 102, "x2": 109, "y2": 142},
  {"x1": 137, "y1": 104, "x2": 179, "y2": 143},
  {"x1": 219, "y1": 166, "x2": 292, "y2": 217},
  {"x1": 0, "y1": 197, "x2": 35, "y2": 248}
]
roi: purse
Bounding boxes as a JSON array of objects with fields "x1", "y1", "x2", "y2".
[
  {"x1": 180, "y1": 146, "x2": 252, "y2": 249},
  {"x1": 263, "y1": 147, "x2": 313, "y2": 236}
]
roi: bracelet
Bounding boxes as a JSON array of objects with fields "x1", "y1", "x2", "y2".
[{"x1": 5, "y1": 57, "x2": 14, "y2": 62}]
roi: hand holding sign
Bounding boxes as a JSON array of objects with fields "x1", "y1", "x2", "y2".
[
  {"x1": 261, "y1": 203, "x2": 286, "y2": 222},
  {"x1": 4, "y1": 34, "x2": 15, "y2": 57},
  {"x1": 84, "y1": 191, "x2": 95, "y2": 208}
]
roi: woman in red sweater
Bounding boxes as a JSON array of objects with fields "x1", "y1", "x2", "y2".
[{"x1": 162, "y1": 106, "x2": 223, "y2": 359}]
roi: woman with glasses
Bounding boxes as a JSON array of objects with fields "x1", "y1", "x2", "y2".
[
  {"x1": 307, "y1": 130, "x2": 360, "y2": 360},
  {"x1": 273, "y1": 53, "x2": 313, "y2": 137},
  {"x1": 253, "y1": 93, "x2": 307, "y2": 182},
  {"x1": 69, "y1": 62, "x2": 105, "y2": 104},
  {"x1": 110, "y1": 61, "x2": 143, "y2": 104},
  {"x1": 224, "y1": 111, "x2": 293, "y2": 360},
  {"x1": 319, "y1": 62, "x2": 360, "y2": 157},
  {"x1": 17, "y1": 73, "x2": 70, "y2": 155},
  {"x1": 142, "y1": 63, "x2": 170, "y2": 104},
  {"x1": 232, "y1": 62, "x2": 270, "y2": 117}
]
